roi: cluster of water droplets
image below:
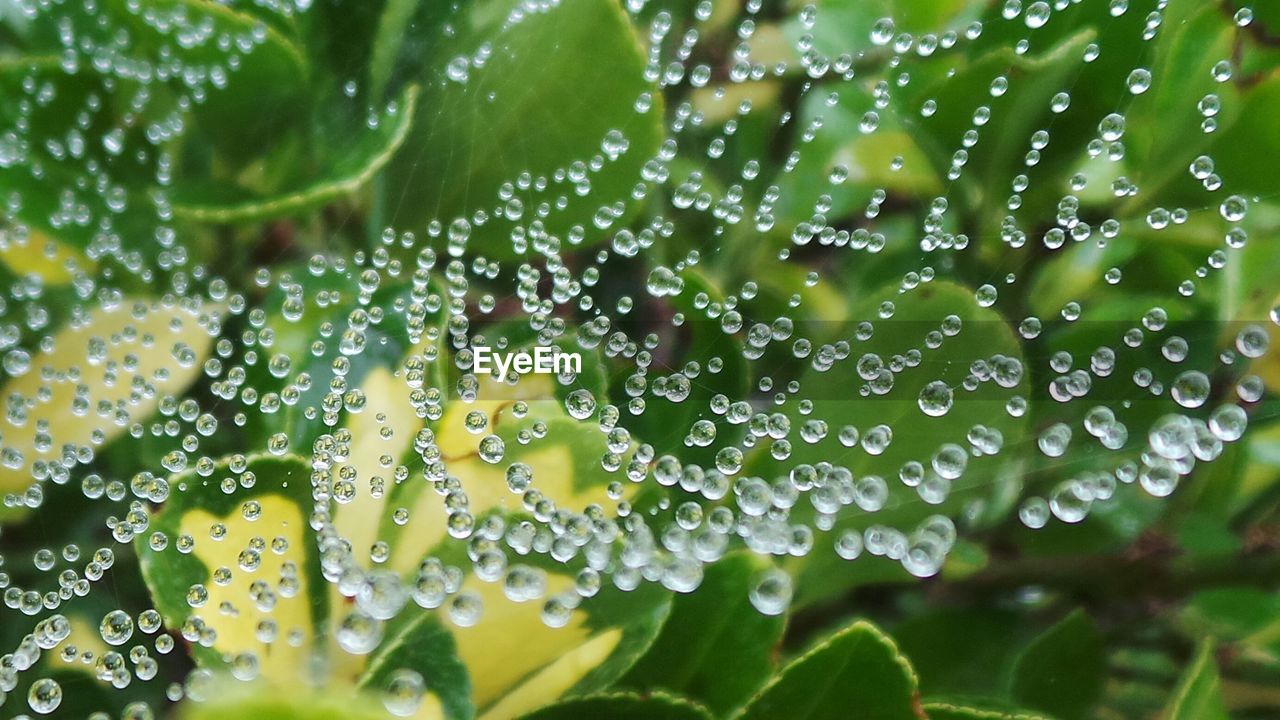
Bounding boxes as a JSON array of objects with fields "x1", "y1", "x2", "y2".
[{"x1": 0, "y1": 0, "x2": 1275, "y2": 715}]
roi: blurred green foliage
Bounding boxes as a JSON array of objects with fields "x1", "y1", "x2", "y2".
[{"x1": 1, "y1": 0, "x2": 1279, "y2": 718}]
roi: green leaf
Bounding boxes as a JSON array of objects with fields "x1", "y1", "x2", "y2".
[
  {"x1": 734, "y1": 620, "x2": 921, "y2": 720},
  {"x1": 892, "y1": 608, "x2": 1031, "y2": 698},
  {"x1": 0, "y1": 56, "x2": 162, "y2": 253},
  {"x1": 367, "y1": 0, "x2": 426, "y2": 102},
  {"x1": 386, "y1": 0, "x2": 662, "y2": 258},
  {"x1": 789, "y1": 279, "x2": 1029, "y2": 489},
  {"x1": 1180, "y1": 587, "x2": 1280, "y2": 665},
  {"x1": 1124, "y1": 2, "x2": 1239, "y2": 207},
  {"x1": 517, "y1": 693, "x2": 714, "y2": 720},
  {"x1": 922, "y1": 704, "x2": 1051, "y2": 720},
  {"x1": 169, "y1": 84, "x2": 419, "y2": 224},
  {"x1": 447, "y1": 574, "x2": 671, "y2": 720},
  {"x1": 358, "y1": 614, "x2": 474, "y2": 720},
  {"x1": 100, "y1": 0, "x2": 311, "y2": 165},
  {"x1": 1163, "y1": 640, "x2": 1229, "y2": 720},
  {"x1": 1009, "y1": 610, "x2": 1105, "y2": 720},
  {"x1": 300, "y1": 0, "x2": 388, "y2": 85},
  {"x1": 620, "y1": 552, "x2": 786, "y2": 716},
  {"x1": 1026, "y1": 238, "x2": 1141, "y2": 319},
  {"x1": 137, "y1": 453, "x2": 330, "y2": 686},
  {"x1": 1177, "y1": 71, "x2": 1280, "y2": 201},
  {"x1": 896, "y1": 29, "x2": 1096, "y2": 218}
]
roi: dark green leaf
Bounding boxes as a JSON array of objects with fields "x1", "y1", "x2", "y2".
[
  {"x1": 922, "y1": 703, "x2": 1051, "y2": 720},
  {"x1": 892, "y1": 608, "x2": 1030, "y2": 698},
  {"x1": 367, "y1": 0, "x2": 426, "y2": 101},
  {"x1": 1163, "y1": 639, "x2": 1229, "y2": 720},
  {"x1": 1009, "y1": 609, "x2": 1104, "y2": 720},
  {"x1": 518, "y1": 692, "x2": 714, "y2": 720},
  {"x1": 1192, "y1": 72, "x2": 1280, "y2": 198},
  {"x1": 734, "y1": 620, "x2": 921, "y2": 720},
  {"x1": 386, "y1": 0, "x2": 662, "y2": 258},
  {"x1": 103, "y1": 0, "x2": 311, "y2": 165},
  {"x1": 358, "y1": 613, "x2": 474, "y2": 720},
  {"x1": 620, "y1": 552, "x2": 786, "y2": 716},
  {"x1": 137, "y1": 453, "x2": 330, "y2": 684},
  {"x1": 618, "y1": 268, "x2": 749, "y2": 462},
  {"x1": 169, "y1": 85, "x2": 419, "y2": 223},
  {"x1": 766, "y1": 280, "x2": 1029, "y2": 605},
  {"x1": 1180, "y1": 587, "x2": 1280, "y2": 664}
]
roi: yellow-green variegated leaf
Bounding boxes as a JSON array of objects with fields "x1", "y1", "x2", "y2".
[
  {"x1": 176, "y1": 681, "x2": 407, "y2": 720},
  {"x1": 364, "y1": 566, "x2": 670, "y2": 720},
  {"x1": 137, "y1": 453, "x2": 326, "y2": 687},
  {"x1": 333, "y1": 367, "x2": 425, "y2": 564},
  {"x1": 0, "y1": 228, "x2": 95, "y2": 284},
  {"x1": 0, "y1": 297, "x2": 221, "y2": 496},
  {"x1": 516, "y1": 692, "x2": 714, "y2": 720},
  {"x1": 356, "y1": 614, "x2": 472, "y2": 720},
  {"x1": 387, "y1": 413, "x2": 629, "y2": 575},
  {"x1": 347, "y1": 342, "x2": 668, "y2": 718},
  {"x1": 384, "y1": 416, "x2": 667, "y2": 720},
  {"x1": 325, "y1": 363, "x2": 428, "y2": 685},
  {"x1": 383, "y1": 339, "x2": 614, "y2": 574}
]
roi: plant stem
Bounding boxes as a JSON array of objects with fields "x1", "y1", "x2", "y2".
[{"x1": 954, "y1": 549, "x2": 1280, "y2": 599}]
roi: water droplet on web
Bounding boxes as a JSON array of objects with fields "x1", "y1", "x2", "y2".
[
  {"x1": 748, "y1": 568, "x2": 792, "y2": 615},
  {"x1": 1025, "y1": 2, "x2": 1051, "y2": 29},
  {"x1": 100, "y1": 609, "x2": 135, "y2": 646},
  {"x1": 383, "y1": 669, "x2": 427, "y2": 717},
  {"x1": 1126, "y1": 68, "x2": 1152, "y2": 94},
  {"x1": 917, "y1": 381, "x2": 954, "y2": 417},
  {"x1": 28, "y1": 677, "x2": 62, "y2": 714}
]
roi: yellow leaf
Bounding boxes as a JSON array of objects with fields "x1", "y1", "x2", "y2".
[
  {"x1": 0, "y1": 228, "x2": 94, "y2": 284},
  {"x1": 389, "y1": 371, "x2": 577, "y2": 572},
  {"x1": 451, "y1": 574, "x2": 622, "y2": 719},
  {"x1": 180, "y1": 494, "x2": 314, "y2": 686},
  {"x1": 50, "y1": 615, "x2": 113, "y2": 677},
  {"x1": 434, "y1": 373, "x2": 558, "y2": 461},
  {"x1": 0, "y1": 298, "x2": 219, "y2": 494},
  {"x1": 477, "y1": 631, "x2": 622, "y2": 720},
  {"x1": 333, "y1": 366, "x2": 424, "y2": 565},
  {"x1": 328, "y1": 366, "x2": 425, "y2": 683}
]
